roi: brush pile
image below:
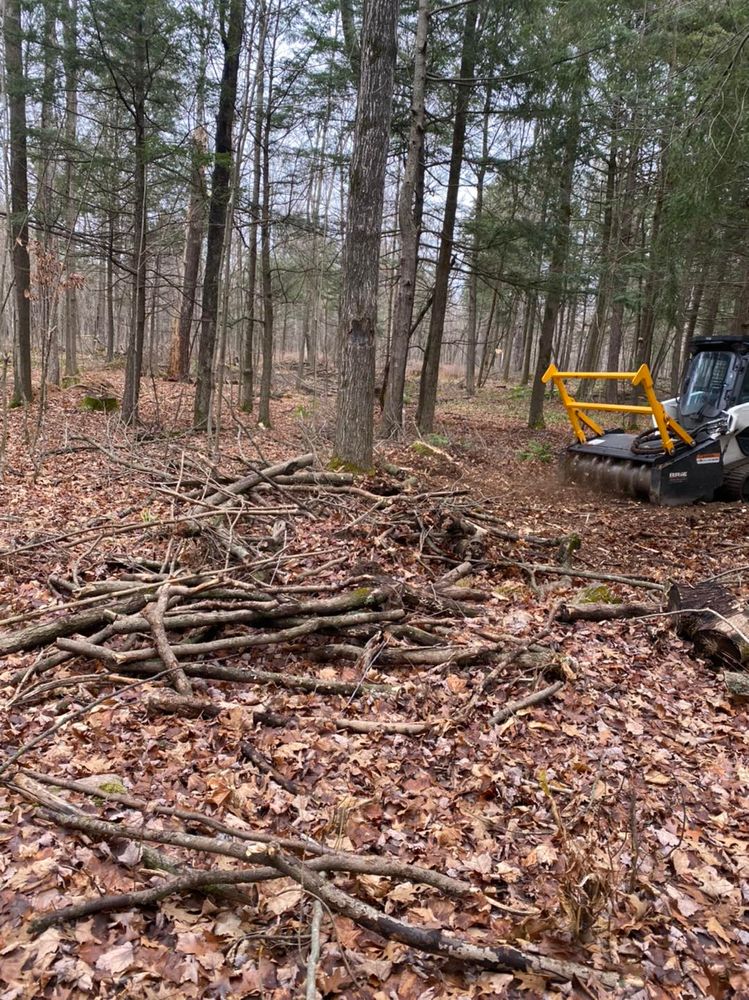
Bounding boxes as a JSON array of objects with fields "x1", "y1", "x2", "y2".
[{"x1": 0, "y1": 448, "x2": 667, "y2": 995}]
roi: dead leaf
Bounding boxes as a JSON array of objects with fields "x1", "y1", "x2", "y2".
[{"x1": 95, "y1": 941, "x2": 135, "y2": 976}]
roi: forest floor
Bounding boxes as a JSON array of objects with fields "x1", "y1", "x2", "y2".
[{"x1": 0, "y1": 366, "x2": 747, "y2": 1000}]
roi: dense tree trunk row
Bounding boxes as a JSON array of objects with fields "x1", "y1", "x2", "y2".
[{"x1": 2, "y1": 0, "x2": 747, "y2": 440}]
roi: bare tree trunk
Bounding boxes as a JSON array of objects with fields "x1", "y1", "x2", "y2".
[
  {"x1": 38, "y1": 0, "x2": 59, "y2": 388},
  {"x1": 240, "y1": 5, "x2": 267, "y2": 412},
  {"x1": 528, "y1": 97, "x2": 581, "y2": 428},
  {"x1": 700, "y1": 252, "x2": 725, "y2": 338},
  {"x1": 62, "y1": 0, "x2": 79, "y2": 378},
  {"x1": 194, "y1": 0, "x2": 245, "y2": 428},
  {"x1": 121, "y1": 62, "x2": 147, "y2": 424},
  {"x1": 339, "y1": 0, "x2": 360, "y2": 83},
  {"x1": 4, "y1": 0, "x2": 33, "y2": 403},
  {"x1": 604, "y1": 138, "x2": 638, "y2": 402},
  {"x1": 258, "y1": 8, "x2": 279, "y2": 427},
  {"x1": 332, "y1": 0, "x2": 399, "y2": 469},
  {"x1": 466, "y1": 82, "x2": 492, "y2": 398},
  {"x1": 380, "y1": 0, "x2": 428, "y2": 437},
  {"x1": 520, "y1": 291, "x2": 537, "y2": 386},
  {"x1": 168, "y1": 126, "x2": 208, "y2": 379},
  {"x1": 580, "y1": 123, "x2": 617, "y2": 374},
  {"x1": 670, "y1": 267, "x2": 703, "y2": 393},
  {"x1": 106, "y1": 212, "x2": 116, "y2": 361},
  {"x1": 731, "y1": 252, "x2": 749, "y2": 333},
  {"x1": 416, "y1": 1, "x2": 478, "y2": 434},
  {"x1": 637, "y1": 156, "x2": 667, "y2": 369}
]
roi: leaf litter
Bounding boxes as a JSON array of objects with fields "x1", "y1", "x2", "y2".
[{"x1": 0, "y1": 376, "x2": 747, "y2": 999}]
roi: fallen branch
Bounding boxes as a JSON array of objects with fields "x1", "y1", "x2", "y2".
[
  {"x1": 270, "y1": 848, "x2": 642, "y2": 988},
  {"x1": 556, "y1": 601, "x2": 657, "y2": 622},
  {"x1": 253, "y1": 711, "x2": 431, "y2": 736},
  {"x1": 0, "y1": 592, "x2": 150, "y2": 657},
  {"x1": 201, "y1": 453, "x2": 315, "y2": 508},
  {"x1": 490, "y1": 680, "x2": 565, "y2": 726},
  {"x1": 40, "y1": 811, "x2": 475, "y2": 897},
  {"x1": 0, "y1": 669, "x2": 172, "y2": 779},
  {"x1": 306, "y1": 898, "x2": 323, "y2": 1000},
  {"x1": 31, "y1": 809, "x2": 642, "y2": 987},
  {"x1": 143, "y1": 586, "x2": 192, "y2": 696},
  {"x1": 11, "y1": 773, "x2": 256, "y2": 909},
  {"x1": 30, "y1": 866, "x2": 267, "y2": 935},
  {"x1": 239, "y1": 740, "x2": 303, "y2": 795},
  {"x1": 497, "y1": 558, "x2": 663, "y2": 592},
  {"x1": 57, "y1": 606, "x2": 403, "y2": 666},
  {"x1": 306, "y1": 642, "x2": 495, "y2": 667},
  {"x1": 145, "y1": 691, "x2": 221, "y2": 718},
  {"x1": 109, "y1": 658, "x2": 399, "y2": 696},
  {"x1": 434, "y1": 561, "x2": 474, "y2": 590},
  {"x1": 21, "y1": 769, "x2": 327, "y2": 854}
]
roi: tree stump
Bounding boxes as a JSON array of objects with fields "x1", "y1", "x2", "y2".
[{"x1": 667, "y1": 580, "x2": 749, "y2": 670}]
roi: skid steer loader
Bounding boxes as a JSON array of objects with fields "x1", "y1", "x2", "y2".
[{"x1": 543, "y1": 335, "x2": 749, "y2": 505}]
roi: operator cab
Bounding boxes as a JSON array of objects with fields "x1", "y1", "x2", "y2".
[{"x1": 677, "y1": 336, "x2": 749, "y2": 432}]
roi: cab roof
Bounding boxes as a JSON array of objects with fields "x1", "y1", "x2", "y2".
[{"x1": 692, "y1": 335, "x2": 749, "y2": 354}]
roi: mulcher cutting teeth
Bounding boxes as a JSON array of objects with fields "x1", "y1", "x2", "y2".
[{"x1": 564, "y1": 452, "x2": 651, "y2": 499}]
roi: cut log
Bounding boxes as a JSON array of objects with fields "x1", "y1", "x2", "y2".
[{"x1": 667, "y1": 580, "x2": 749, "y2": 670}]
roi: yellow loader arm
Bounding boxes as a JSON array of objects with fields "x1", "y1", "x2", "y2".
[{"x1": 541, "y1": 364, "x2": 694, "y2": 454}]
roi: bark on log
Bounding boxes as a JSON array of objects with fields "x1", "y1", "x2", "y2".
[
  {"x1": 268, "y1": 850, "x2": 641, "y2": 988},
  {"x1": 253, "y1": 710, "x2": 430, "y2": 736},
  {"x1": 0, "y1": 594, "x2": 149, "y2": 656},
  {"x1": 305, "y1": 642, "x2": 495, "y2": 666},
  {"x1": 143, "y1": 587, "x2": 192, "y2": 696},
  {"x1": 32, "y1": 805, "x2": 642, "y2": 987},
  {"x1": 145, "y1": 692, "x2": 221, "y2": 719},
  {"x1": 30, "y1": 867, "x2": 266, "y2": 934},
  {"x1": 556, "y1": 601, "x2": 657, "y2": 623},
  {"x1": 725, "y1": 671, "x2": 749, "y2": 696},
  {"x1": 12, "y1": 774, "x2": 255, "y2": 909},
  {"x1": 497, "y1": 559, "x2": 663, "y2": 592},
  {"x1": 667, "y1": 580, "x2": 749, "y2": 670},
  {"x1": 435, "y1": 561, "x2": 474, "y2": 589}
]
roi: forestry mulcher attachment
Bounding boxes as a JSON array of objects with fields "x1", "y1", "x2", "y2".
[{"x1": 543, "y1": 335, "x2": 749, "y2": 505}]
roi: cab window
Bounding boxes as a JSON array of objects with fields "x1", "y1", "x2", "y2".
[{"x1": 737, "y1": 366, "x2": 749, "y2": 405}]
